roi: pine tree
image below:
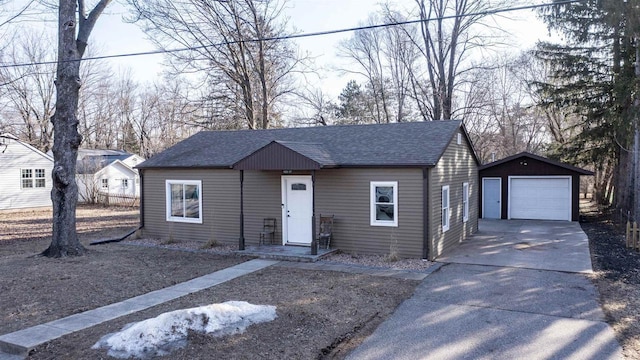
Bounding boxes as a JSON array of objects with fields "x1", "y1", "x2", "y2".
[{"x1": 534, "y1": 0, "x2": 639, "y2": 209}]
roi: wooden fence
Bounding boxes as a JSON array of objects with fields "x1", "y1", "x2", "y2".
[
  {"x1": 627, "y1": 221, "x2": 639, "y2": 250},
  {"x1": 97, "y1": 192, "x2": 139, "y2": 207}
]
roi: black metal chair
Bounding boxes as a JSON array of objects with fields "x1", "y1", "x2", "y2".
[
  {"x1": 317, "y1": 214, "x2": 334, "y2": 249},
  {"x1": 259, "y1": 218, "x2": 277, "y2": 245}
]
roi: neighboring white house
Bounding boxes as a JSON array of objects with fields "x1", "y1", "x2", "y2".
[
  {"x1": 0, "y1": 133, "x2": 54, "y2": 210},
  {"x1": 76, "y1": 149, "x2": 145, "y2": 203}
]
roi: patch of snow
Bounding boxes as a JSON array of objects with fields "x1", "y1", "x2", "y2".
[{"x1": 92, "y1": 301, "x2": 277, "y2": 359}]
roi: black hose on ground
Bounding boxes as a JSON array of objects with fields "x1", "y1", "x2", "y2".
[{"x1": 89, "y1": 225, "x2": 143, "y2": 245}]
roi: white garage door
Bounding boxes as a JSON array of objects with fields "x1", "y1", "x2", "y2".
[{"x1": 509, "y1": 177, "x2": 571, "y2": 221}]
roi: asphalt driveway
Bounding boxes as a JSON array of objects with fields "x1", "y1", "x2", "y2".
[{"x1": 348, "y1": 220, "x2": 623, "y2": 360}]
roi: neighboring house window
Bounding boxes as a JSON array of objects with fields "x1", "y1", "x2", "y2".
[
  {"x1": 21, "y1": 169, "x2": 46, "y2": 189},
  {"x1": 122, "y1": 179, "x2": 129, "y2": 189},
  {"x1": 370, "y1": 181, "x2": 398, "y2": 227},
  {"x1": 462, "y1": 182, "x2": 469, "y2": 222},
  {"x1": 101, "y1": 178, "x2": 108, "y2": 189},
  {"x1": 442, "y1": 185, "x2": 450, "y2": 232},
  {"x1": 166, "y1": 180, "x2": 202, "y2": 223}
]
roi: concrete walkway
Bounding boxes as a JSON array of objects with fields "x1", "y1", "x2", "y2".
[
  {"x1": 348, "y1": 220, "x2": 624, "y2": 360},
  {"x1": 0, "y1": 257, "x2": 431, "y2": 359}
]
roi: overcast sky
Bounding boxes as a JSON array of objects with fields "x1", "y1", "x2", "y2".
[
  {"x1": 4, "y1": 0, "x2": 551, "y2": 97},
  {"x1": 84, "y1": 0, "x2": 550, "y2": 96}
]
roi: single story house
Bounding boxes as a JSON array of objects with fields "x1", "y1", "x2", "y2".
[
  {"x1": 0, "y1": 133, "x2": 54, "y2": 210},
  {"x1": 136, "y1": 120, "x2": 479, "y2": 260},
  {"x1": 76, "y1": 149, "x2": 144, "y2": 203},
  {"x1": 479, "y1": 152, "x2": 593, "y2": 221}
]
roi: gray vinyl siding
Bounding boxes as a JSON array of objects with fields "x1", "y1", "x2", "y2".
[
  {"x1": 142, "y1": 168, "x2": 426, "y2": 257},
  {"x1": 242, "y1": 171, "x2": 282, "y2": 245},
  {"x1": 142, "y1": 169, "x2": 241, "y2": 245},
  {"x1": 142, "y1": 169, "x2": 284, "y2": 246},
  {"x1": 315, "y1": 168, "x2": 424, "y2": 258},
  {"x1": 429, "y1": 131, "x2": 479, "y2": 260}
]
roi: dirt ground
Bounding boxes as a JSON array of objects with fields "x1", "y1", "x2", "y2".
[
  {"x1": 581, "y1": 201, "x2": 640, "y2": 359},
  {"x1": 0, "y1": 206, "x2": 418, "y2": 359}
]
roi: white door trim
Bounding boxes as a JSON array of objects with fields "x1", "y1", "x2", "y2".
[
  {"x1": 281, "y1": 175, "x2": 313, "y2": 245},
  {"x1": 508, "y1": 175, "x2": 572, "y2": 221},
  {"x1": 482, "y1": 177, "x2": 501, "y2": 219}
]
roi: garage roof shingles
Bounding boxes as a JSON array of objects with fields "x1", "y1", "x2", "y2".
[{"x1": 137, "y1": 120, "x2": 463, "y2": 169}]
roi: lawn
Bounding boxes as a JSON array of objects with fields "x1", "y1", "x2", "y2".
[{"x1": 0, "y1": 205, "x2": 418, "y2": 359}]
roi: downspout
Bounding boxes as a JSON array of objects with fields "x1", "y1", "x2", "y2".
[
  {"x1": 311, "y1": 170, "x2": 317, "y2": 255},
  {"x1": 422, "y1": 167, "x2": 430, "y2": 260},
  {"x1": 239, "y1": 170, "x2": 245, "y2": 250},
  {"x1": 139, "y1": 169, "x2": 144, "y2": 229}
]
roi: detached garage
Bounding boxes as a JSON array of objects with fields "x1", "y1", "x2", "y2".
[{"x1": 479, "y1": 152, "x2": 593, "y2": 221}]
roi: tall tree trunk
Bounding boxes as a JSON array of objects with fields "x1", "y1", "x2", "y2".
[{"x1": 42, "y1": 0, "x2": 111, "y2": 257}]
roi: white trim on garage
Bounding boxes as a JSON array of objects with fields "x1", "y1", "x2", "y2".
[{"x1": 508, "y1": 176, "x2": 572, "y2": 221}]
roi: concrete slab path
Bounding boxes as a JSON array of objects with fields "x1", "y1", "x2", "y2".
[
  {"x1": 0, "y1": 259, "x2": 278, "y2": 358},
  {"x1": 348, "y1": 220, "x2": 624, "y2": 360},
  {"x1": 0, "y1": 256, "x2": 433, "y2": 359}
]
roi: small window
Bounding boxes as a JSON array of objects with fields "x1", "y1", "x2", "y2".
[
  {"x1": 21, "y1": 169, "x2": 33, "y2": 188},
  {"x1": 462, "y1": 182, "x2": 469, "y2": 222},
  {"x1": 122, "y1": 179, "x2": 129, "y2": 189},
  {"x1": 442, "y1": 185, "x2": 450, "y2": 232},
  {"x1": 457, "y1": 133, "x2": 462, "y2": 145},
  {"x1": 166, "y1": 180, "x2": 202, "y2": 223},
  {"x1": 101, "y1": 178, "x2": 108, "y2": 189},
  {"x1": 34, "y1": 169, "x2": 45, "y2": 188},
  {"x1": 21, "y1": 168, "x2": 45, "y2": 189},
  {"x1": 370, "y1": 181, "x2": 398, "y2": 227},
  {"x1": 291, "y1": 183, "x2": 306, "y2": 191}
]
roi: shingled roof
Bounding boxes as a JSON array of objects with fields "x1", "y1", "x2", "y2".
[{"x1": 137, "y1": 120, "x2": 467, "y2": 169}]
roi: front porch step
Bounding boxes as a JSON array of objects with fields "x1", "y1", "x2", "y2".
[{"x1": 237, "y1": 246, "x2": 338, "y2": 262}]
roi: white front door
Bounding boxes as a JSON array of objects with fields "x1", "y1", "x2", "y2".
[
  {"x1": 282, "y1": 176, "x2": 313, "y2": 245},
  {"x1": 483, "y1": 178, "x2": 501, "y2": 219}
]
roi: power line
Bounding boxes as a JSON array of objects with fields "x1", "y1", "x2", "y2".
[{"x1": 0, "y1": 0, "x2": 583, "y2": 69}]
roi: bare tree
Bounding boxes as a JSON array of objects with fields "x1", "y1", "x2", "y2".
[
  {"x1": 129, "y1": 0, "x2": 300, "y2": 129},
  {"x1": 43, "y1": 0, "x2": 112, "y2": 258},
  {"x1": 0, "y1": 31, "x2": 56, "y2": 151},
  {"x1": 411, "y1": 0, "x2": 506, "y2": 120},
  {"x1": 291, "y1": 85, "x2": 337, "y2": 126},
  {"x1": 338, "y1": 15, "x2": 391, "y2": 124},
  {"x1": 464, "y1": 53, "x2": 549, "y2": 163}
]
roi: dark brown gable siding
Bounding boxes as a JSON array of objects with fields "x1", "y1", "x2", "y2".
[
  {"x1": 234, "y1": 142, "x2": 320, "y2": 170},
  {"x1": 315, "y1": 168, "x2": 424, "y2": 258},
  {"x1": 479, "y1": 156, "x2": 582, "y2": 221},
  {"x1": 429, "y1": 130, "x2": 479, "y2": 260}
]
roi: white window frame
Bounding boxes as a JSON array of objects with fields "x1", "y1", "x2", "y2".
[
  {"x1": 442, "y1": 185, "x2": 450, "y2": 232},
  {"x1": 122, "y1": 178, "x2": 129, "y2": 189},
  {"x1": 370, "y1": 181, "x2": 398, "y2": 227},
  {"x1": 21, "y1": 168, "x2": 46, "y2": 189},
  {"x1": 462, "y1": 182, "x2": 469, "y2": 222},
  {"x1": 166, "y1": 180, "x2": 203, "y2": 224},
  {"x1": 101, "y1": 178, "x2": 108, "y2": 189}
]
